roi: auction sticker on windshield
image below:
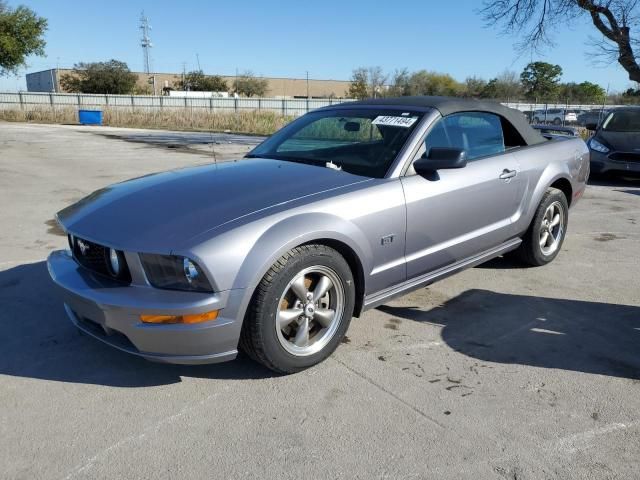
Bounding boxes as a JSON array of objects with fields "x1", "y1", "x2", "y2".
[{"x1": 372, "y1": 116, "x2": 418, "y2": 128}]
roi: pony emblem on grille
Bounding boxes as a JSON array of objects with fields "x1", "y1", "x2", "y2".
[{"x1": 77, "y1": 239, "x2": 90, "y2": 255}]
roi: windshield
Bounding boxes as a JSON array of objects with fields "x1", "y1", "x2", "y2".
[
  {"x1": 247, "y1": 108, "x2": 425, "y2": 178},
  {"x1": 601, "y1": 110, "x2": 640, "y2": 132}
]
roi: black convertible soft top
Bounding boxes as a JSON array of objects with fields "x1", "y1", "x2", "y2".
[{"x1": 332, "y1": 96, "x2": 546, "y2": 146}]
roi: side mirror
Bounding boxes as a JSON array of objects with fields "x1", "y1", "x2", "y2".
[
  {"x1": 414, "y1": 147, "x2": 467, "y2": 176},
  {"x1": 585, "y1": 122, "x2": 597, "y2": 131}
]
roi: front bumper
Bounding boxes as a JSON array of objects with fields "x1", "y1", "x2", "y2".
[
  {"x1": 47, "y1": 250, "x2": 245, "y2": 365},
  {"x1": 590, "y1": 150, "x2": 640, "y2": 176}
]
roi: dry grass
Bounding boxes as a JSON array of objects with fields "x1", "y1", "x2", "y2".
[{"x1": 0, "y1": 107, "x2": 294, "y2": 136}]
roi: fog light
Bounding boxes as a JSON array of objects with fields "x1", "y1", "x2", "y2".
[
  {"x1": 108, "y1": 248, "x2": 121, "y2": 276},
  {"x1": 140, "y1": 310, "x2": 219, "y2": 324}
]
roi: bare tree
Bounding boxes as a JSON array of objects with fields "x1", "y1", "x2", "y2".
[
  {"x1": 481, "y1": 0, "x2": 640, "y2": 83},
  {"x1": 348, "y1": 66, "x2": 388, "y2": 98},
  {"x1": 368, "y1": 66, "x2": 388, "y2": 98},
  {"x1": 388, "y1": 68, "x2": 411, "y2": 96}
]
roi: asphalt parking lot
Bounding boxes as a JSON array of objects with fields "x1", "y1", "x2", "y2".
[{"x1": 1, "y1": 122, "x2": 639, "y2": 480}]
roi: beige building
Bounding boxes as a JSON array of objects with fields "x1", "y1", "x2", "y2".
[{"x1": 26, "y1": 69, "x2": 351, "y2": 98}]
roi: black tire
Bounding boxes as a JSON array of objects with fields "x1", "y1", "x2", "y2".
[
  {"x1": 553, "y1": 117, "x2": 562, "y2": 125},
  {"x1": 514, "y1": 187, "x2": 569, "y2": 266},
  {"x1": 240, "y1": 244, "x2": 355, "y2": 374}
]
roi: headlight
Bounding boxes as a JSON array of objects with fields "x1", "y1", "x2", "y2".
[
  {"x1": 589, "y1": 138, "x2": 609, "y2": 153},
  {"x1": 183, "y1": 258, "x2": 200, "y2": 285},
  {"x1": 140, "y1": 254, "x2": 213, "y2": 293}
]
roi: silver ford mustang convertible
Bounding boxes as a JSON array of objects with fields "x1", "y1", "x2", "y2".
[{"x1": 48, "y1": 97, "x2": 589, "y2": 373}]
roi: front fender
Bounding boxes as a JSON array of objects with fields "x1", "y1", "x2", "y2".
[
  {"x1": 182, "y1": 212, "x2": 372, "y2": 330},
  {"x1": 233, "y1": 212, "x2": 372, "y2": 292}
]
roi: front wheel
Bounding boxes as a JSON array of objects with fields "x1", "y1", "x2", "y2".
[
  {"x1": 514, "y1": 187, "x2": 569, "y2": 266},
  {"x1": 240, "y1": 244, "x2": 355, "y2": 374}
]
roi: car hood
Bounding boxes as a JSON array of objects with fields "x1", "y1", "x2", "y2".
[
  {"x1": 57, "y1": 158, "x2": 369, "y2": 252},
  {"x1": 596, "y1": 131, "x2": 640, "y2": 151}
]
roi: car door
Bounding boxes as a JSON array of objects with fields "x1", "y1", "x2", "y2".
[{"x1": 401, "y1": 112, "x2": 524, "y2": 279}]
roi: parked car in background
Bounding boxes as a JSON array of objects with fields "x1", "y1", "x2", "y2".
[
  {"x1": 587, "y1": 107, "x2": 640, "y2": 177},
  {"x1": 48, "y1": 96, "x2": 589, "y2": 373},
  {"x1": 532, "y1": 109, "x2": 580, "y2": 125},
  {"x1": 532, "y1": 125, "x2": 580, "y2": 139},
  {"x1": 577, "y1": 109, "x2": 609, "y2": 127},
  {"x1": 521, "y1": 110, "x2": 535, "y2": 122}
]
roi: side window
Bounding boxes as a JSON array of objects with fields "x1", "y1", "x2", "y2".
[{"x1": 423, "y1": 112, "x2": 505, "y2": 161}]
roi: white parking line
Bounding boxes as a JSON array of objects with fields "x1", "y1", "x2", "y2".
[{"x1": 556, "y1": 422, "x2": 638, "y2": 454}]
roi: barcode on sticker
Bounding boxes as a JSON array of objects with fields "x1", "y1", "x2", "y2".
[{"x1": 372, "y1": 116, "x2": 418, "y2": 128}]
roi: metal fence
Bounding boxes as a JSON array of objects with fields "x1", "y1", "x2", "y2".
[
  {"x1": 503, "y1": 101, "x2": 618, "y2": 111},
  {"x1": 0, "y1": 92, "x2": 355, "y2": 117},
  {"x1": 0, "y1": 91, "x2": 625, "y2": 121}
]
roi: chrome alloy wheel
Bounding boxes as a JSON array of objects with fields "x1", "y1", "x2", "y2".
[
  {"x1": 539, "y1": 201, "x2": 564, "y2": 256},
  {"x1": 275, "y1": 265, "x2": 345, "y2": 357}
]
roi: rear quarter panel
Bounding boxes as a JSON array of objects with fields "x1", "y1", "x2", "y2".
[{"x1": 511, "y1": 137, "x2": 589, "y2": 235}]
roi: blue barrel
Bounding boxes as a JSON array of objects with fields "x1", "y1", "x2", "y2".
[{"x1": 78, "y1": 110, "x2": 103, "y2": 125}]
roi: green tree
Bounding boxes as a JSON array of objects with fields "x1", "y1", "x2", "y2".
[
  {"x1": 60, "y1": 60, "x2": 138, "y2": 94},
  {"x1": 520, "y1": 62, "x2": 563, "y2": 100},
  {"x1": 0, "y1": 1, "x2": 47, "y2": 76},
  {"x1": 408, "y1": 70, "x2": 462, "y2": 96},
  {"x1": 558, "y1": 81, "x2": 606, "y2": 102},
  {"x1": 481, "y1": 1, "x2": 640, "y2": 84},
  {"x1": 348, "y1": 67, "x2": 369, "y2": 99},
  {"x1": 232, "y1": 71, "x2": 268, "y2": 97},
  {"x1": 463, "y1": 76, "x2": 488, "y2": 98},
  {"x1": 481, "y1": 71, "x2": 523, "y2": 100},
  {"x1": 178, "y1": 70, "x2": 228, "y2": 92},
  {"x1": 623, "y1": 87, "x2": 640, "y2": 97}
]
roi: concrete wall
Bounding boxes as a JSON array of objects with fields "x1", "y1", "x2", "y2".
[{"x1": 26, "y1": 69, "x2": 351, "y2": 98}]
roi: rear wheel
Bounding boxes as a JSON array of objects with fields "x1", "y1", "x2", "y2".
[
  {"x1": 240, "y1": 244, "x2": 355, "y2": 374},
  {"x1": 514, "y1": 187, "x2": 568, "y2": 266},
  {"x1": 553, "y1": 117, "x2": 562, "y2": 125}
]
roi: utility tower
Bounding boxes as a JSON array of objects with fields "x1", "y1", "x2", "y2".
[{"x1": 140, "y1": 12, "x2": 153, "y2": 74}]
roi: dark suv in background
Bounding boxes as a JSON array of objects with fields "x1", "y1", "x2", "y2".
[{"x1": 577, "y1": 109, "x2": 610, "y2": 127}]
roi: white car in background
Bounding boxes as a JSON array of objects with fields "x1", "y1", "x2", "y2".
[{"x1": 532, "y1": 109, "x2": 581, "y2": 125}]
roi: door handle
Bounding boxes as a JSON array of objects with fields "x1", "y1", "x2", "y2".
[{"x1": 499, "y1": 169, "x2": 517, "y2": 180}]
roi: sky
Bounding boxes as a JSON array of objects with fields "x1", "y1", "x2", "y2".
[{"x1": 1, "y1": 0, "x2": 635, "y2": 93}]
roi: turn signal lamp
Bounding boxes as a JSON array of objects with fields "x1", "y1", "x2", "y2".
[{"x1": 140, "y1": 310, "x2": 219, "y2": 325}]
